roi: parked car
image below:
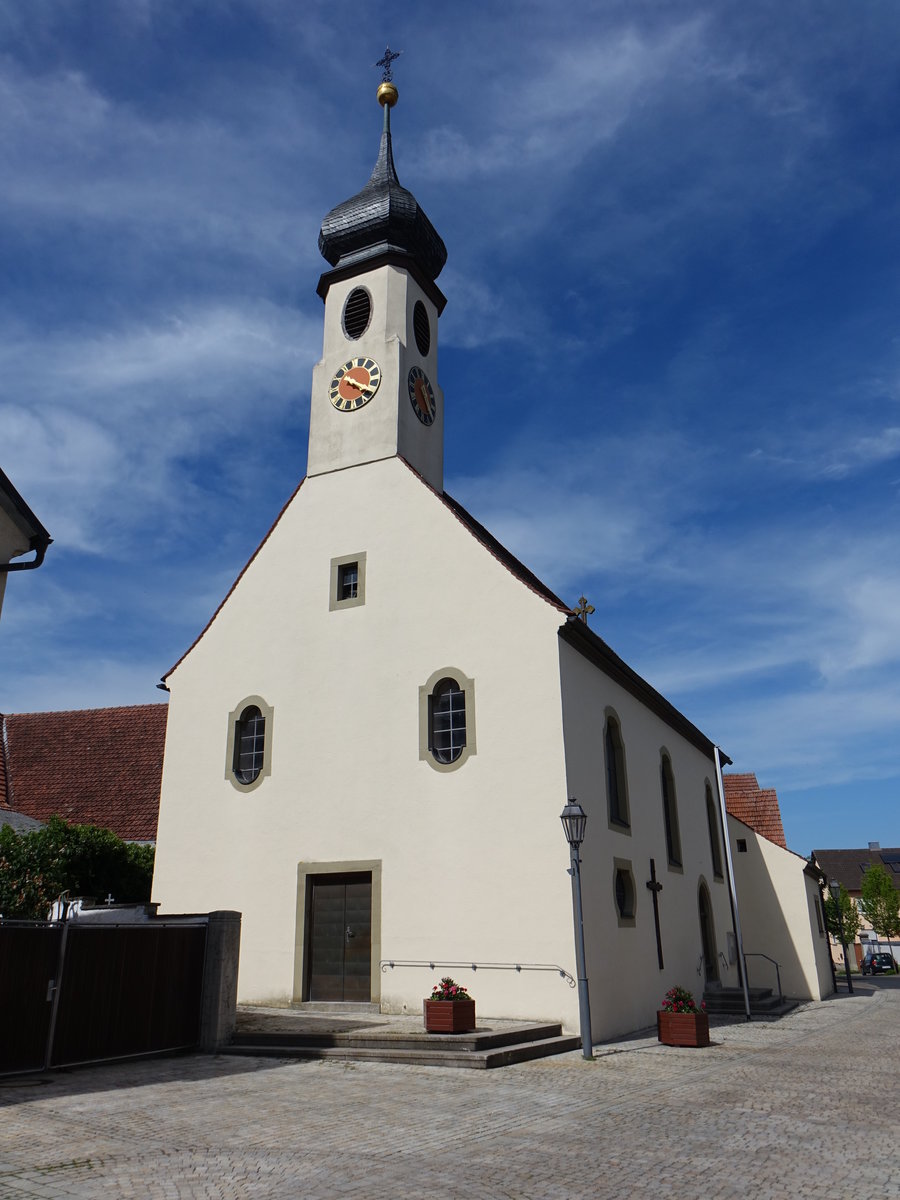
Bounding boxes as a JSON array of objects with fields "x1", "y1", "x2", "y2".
[{"x1": 861, "y1": 952, "x2": 896, "y2": 975}]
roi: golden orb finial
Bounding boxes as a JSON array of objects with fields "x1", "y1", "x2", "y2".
[{"x1": 377, "y1": 81, "x2": 398, "y2": 108}]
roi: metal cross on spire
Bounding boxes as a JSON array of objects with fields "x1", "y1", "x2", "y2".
[{"x1": 375, "y1": 45, "x2": 402, "y2": 82}]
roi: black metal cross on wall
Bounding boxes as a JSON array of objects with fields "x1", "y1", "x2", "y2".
[{"x1": 646, "y1": 858, "x2": 664, "y2": 970}]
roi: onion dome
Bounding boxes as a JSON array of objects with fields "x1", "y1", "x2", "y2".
[{"x1": 318, "y1": 85, "x2": 447, "y2": 284}]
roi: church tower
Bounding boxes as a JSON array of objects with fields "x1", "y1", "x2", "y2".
[{"x1": 307, "y1": 75, "x2": 448, "y2": 493}]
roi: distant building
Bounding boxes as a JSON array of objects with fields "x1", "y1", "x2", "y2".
[
  {"x1": 0, "y1": 705, "x2": 167, "y2": 843},
  {"x1": 812, "y1": 844, "x2": 900, "y2": 967}
]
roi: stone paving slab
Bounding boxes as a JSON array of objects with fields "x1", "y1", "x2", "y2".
[{"x1": 1, "y1": 980, "x2": 898, "y2": 1199}]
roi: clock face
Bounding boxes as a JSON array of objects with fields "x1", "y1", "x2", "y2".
[
  {"x1": 329, "y1": 357, "x2": 381, "y2": 411},
  {"x1": 408, "y1": 366, "x2": 436, "y2": 426}
]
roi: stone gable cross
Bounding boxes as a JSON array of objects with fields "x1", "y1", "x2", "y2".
[{"x1": 571, "y1": 596, "x2": 595, "y2": 623}]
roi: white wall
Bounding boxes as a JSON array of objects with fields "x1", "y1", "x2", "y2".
[
  {"x1": 728, "y1": 816, "x2": 833, "y2": 1001},
  {"x1": 154, "y1": 457, "x2": 581, "y2": 1027},
  {"x1": 558, "y1": 640, "x2": 739, "y2": 1040}
]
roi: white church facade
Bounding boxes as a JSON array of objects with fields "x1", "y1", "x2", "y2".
[{"x1": 153, "y1": 80, "x2": 794, "y2": 1042}]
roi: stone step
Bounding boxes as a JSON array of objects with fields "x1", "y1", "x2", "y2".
[
  {"x1": 222, "y1": 1033, "x2": 582, "y2": 1070},
  {"x1": 230, "y1": 1021, "x2": 566, "y2": 1054},
  {"x1": 703, "y1": 987, "x2": 798, "y2": 1018}
]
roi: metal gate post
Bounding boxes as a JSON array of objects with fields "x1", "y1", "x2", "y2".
[{"x1": 43, "y1": 919, "x2": 69, "y2": 1070}]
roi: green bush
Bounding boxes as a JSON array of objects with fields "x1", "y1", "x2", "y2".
[{"x1": 0, "y1": 816, "x2": 154, "y2": 920}]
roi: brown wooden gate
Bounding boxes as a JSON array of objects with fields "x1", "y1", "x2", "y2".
[
  {"x1": 0, "y1": 919, "x2": 208, "y2": 1075},
  {"x1": 0, "y1": 922, "x2": 63, "y2": 1073}
]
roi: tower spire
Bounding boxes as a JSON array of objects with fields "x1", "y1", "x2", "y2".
[{"x1": 317, "y1": 59, "x2": 446, "y2": 286}]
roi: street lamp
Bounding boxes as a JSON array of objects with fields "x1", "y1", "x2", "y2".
[
  {"x1": 830, "y1": 879, "x2": 854, "y2": 995},
  {"x1": 560, "y1": 798, "x2": 593, "y2": 1060}
]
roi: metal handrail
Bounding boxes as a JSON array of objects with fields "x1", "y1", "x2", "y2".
[
  {"x1": 743, "y1": 952, "x2": 783, "y2": 1004},
  {"x1": 380, "y1": 959, "x2": 576, "y2": 988}
]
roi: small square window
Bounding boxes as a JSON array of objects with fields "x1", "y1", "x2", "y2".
[
  {"x1": 737, "y1": 838, "x2": 748, "y2": 853},
  {"x1": 330, "y1": 552, "x2": 366, "y2": 611}
]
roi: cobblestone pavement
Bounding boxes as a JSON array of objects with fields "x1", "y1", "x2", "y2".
[{"x1": 2, "y1": 980, "x2": 898, "y2": 1199}]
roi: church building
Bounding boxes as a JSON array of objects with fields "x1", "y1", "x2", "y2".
[{"x1": 152, "y1": 77, "x2": 747, "y2": 1042}]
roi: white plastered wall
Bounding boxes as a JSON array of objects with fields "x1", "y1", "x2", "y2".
[
  {"x1": 153, "y1": 457, "x2": 581, "y2": 1027},
  {"x1": 0, "y1": 507, "x2": 31, "y2": 616},
  {"x1": 559, "y1": 640, "x2": 739, "y2": 1041},
  {"x1": 307, "y1": 265, "x2": 444, "y2": 491},
  {"x1": 727, "y1": 815, "x2": 834, "y2": 1000}
]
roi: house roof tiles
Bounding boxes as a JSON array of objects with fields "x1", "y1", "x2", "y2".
[
  {"x1": 0, "y1": 704, "x2": 167, "y2": 841},
  {"x1": 723, "y1": 773, "x2": 787, "y2": 849},
  {"x1": 811, "y1": 847, "x2": 900, "y2": 894}
]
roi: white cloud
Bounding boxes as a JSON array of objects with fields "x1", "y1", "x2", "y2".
[{"x1": 0, "y1": 301, "x2": 316, "y2": 552}]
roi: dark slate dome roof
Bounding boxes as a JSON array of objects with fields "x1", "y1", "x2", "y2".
[{"x1": 318, "y1": 114, "x2": 447, "y2": 283}]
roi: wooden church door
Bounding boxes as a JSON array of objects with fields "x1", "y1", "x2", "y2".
[{"x1": 307, "y1": 873, "x2": 372, "y2": 1002}]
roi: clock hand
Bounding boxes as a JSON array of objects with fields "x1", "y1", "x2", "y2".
[{"x1": 343, "y1": 374, "x2": 370, "y2": 394}]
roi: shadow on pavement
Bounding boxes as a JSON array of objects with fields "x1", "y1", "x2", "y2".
[{"x1": 0, "y1": 1050, "x2": 304, "y2": 1107}]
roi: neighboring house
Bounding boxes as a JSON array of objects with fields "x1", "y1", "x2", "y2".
[
  {"x1": 0, "y1": 465, "x2": 51, "y2": 620},
  {"x1": 0, "y1": 705, "x2": 167, "y2": 843},
  {"x1": 812, "y1": 844, "x2": 900, "y2": 967},
  {"x1": 722, "y1": 774, "x2": 832, "y2": 1000},
  {"x1": 0, "y1": 808, "x2": 43, "y2": 835},
  {"x1": 151, "y1": 85, "x2": 822, "y2": 1041}
]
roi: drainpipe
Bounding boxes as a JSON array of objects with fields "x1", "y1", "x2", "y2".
[
  {"x1": 0, "y1": 536, "x2": 51, "y2": 572},
  {"x1": 714, "y1": 746, "x2": 752, "y2": 1022}
]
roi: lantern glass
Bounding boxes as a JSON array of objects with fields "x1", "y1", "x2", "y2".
[{"x1": 560, "y1": 800, "x2": 587, "y2": 847}]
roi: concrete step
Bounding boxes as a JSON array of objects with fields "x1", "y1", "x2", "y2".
[
  {"x1": 230, "y1": 1021, "x2": 566, "y2": 1053},
  {"x1": 703, "y1": 987, "x2": 798, "y2": 1018},
  {"x1": 222, "y1": 1033, "x2": 582, "y2": 1069}
]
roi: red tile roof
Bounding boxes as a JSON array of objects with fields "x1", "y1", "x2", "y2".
[
  {"x1": 0, "y1": 704, "x2": 167, "y2": 841},
  {"x1": 723, "y1": 773, "x2": 787, "y2": 849}
]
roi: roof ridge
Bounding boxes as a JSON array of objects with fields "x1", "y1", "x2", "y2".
[
  {"x1": 396, "y1": 457, "x2": 570, "y2": 613},
  {"x1": 4, "y1": 702, "x2": 168, "y2": 719},
  {"x1": 162, "y1": 476, "x2": 306, "y2": 681}
]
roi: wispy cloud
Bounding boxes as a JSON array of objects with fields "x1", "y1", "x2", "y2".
[
  {"x1": 1, "y1": 302, "x2": 315, "y2": 552},
  {"x1": 749, "y1": 427, "x2": 900, "y2": 481}
]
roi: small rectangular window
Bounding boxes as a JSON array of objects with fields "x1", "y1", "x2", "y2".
[
  {"x1": 814, "y1": 898, "x2": 824, "y2": 936},
  {"x1": 737, "y1": 838, "x2": 747, "y2": 853},
  {"x1": 338, "y1": 562, "x2": 358, "y2": 600},
  {"x1": 329, "y1": 552, "x2": 366, "y2": 610}
]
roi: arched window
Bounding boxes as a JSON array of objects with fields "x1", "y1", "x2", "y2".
[
  {"x1": 225, "y1": 695, "x2": 274, "y2": 792},
  {"x1": 613, "y1": 858, "x2": 636, "y2": 927},
  {"x1": 419, "y1": 668, "x2": 476, "y2": 772},
  {"x1": 234, "y1": 706, "x2": 265, "y2": 784},
  {"x1": 604, "y1": 713, "x2": 630, "y2": 830},
  {"x1": 706, "y1": 782, "x2": 724, "y2": 879},
  {"x1": 430, "y1": 678, "x2": 466, "y2": 764},
  {"x1": 661, "y1": 753, "x2": 682, "y2": 868}
]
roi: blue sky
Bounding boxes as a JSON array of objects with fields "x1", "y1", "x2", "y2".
[{"x1": 1, "y1": 1, "x2": 898, "y2": 855}]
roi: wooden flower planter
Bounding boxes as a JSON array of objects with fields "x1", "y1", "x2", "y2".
[
  {"x1": 423, "y1": 999, "x2": 476, "y2": 1033},
  {"x1": 657, "y1": 1010, "x2": 710, "y2": 1047}
]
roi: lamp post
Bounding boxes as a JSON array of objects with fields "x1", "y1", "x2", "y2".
[
  {"x1": 830, "y1": 879, "x2": 854, "y2": 995},
  {"x1": 560, "y1": 799, "x2": 593, "y2": 1060}
]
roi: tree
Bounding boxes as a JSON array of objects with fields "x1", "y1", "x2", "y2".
[
  {"x1": 860, "y1": 864, "x2": 900, "y2": 970},
  {"x1": 824, "y1": 885, "x2": 861, "y2": 953},
  {"x1": 0, "y1": 817, "x2": 154, "y2": 920}
]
